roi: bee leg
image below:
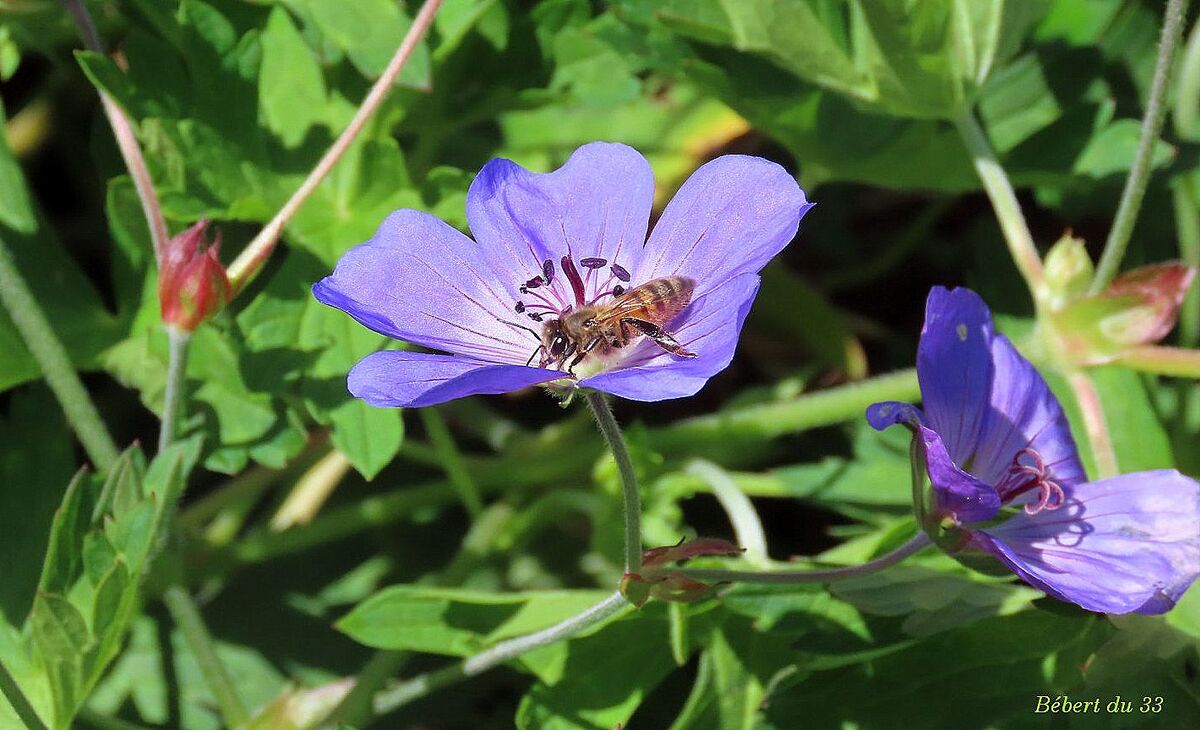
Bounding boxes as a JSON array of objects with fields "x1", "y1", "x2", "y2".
[
  {"x1": 567, "y1": 337, "x2": 603, "y2": 375},
  {"x1": 526, "y1": 344, "x2": 545, "y2": 368},
  {"x1": 623, "y1": 318, "x2": 697, "y2": 358}
]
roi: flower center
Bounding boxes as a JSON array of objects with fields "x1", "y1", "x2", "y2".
[{"x1": 1000, "y1": 447, "x2": 1065, "y2": 515}]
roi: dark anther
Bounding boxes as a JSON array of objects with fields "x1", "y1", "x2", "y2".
[
  {"x1": 514, "y1": 302, "x2": 526, "y2": 313},
  {"x1": 613, "y1": 285, "x2": 626, "y2": 296},
  {"x1": 542, "y1": 259, "x2": 555, "y2": 284},
  {"x1": 580, "y1": 257, "x2": 607, "y2": 269},
  {"x1": 524, "y1": 276, "x2": 544, "y2": 290},
  {"x1": 611, "y1": 263, "x2": 631, "y2": 282},
  {"x1": 528, "y1": 312, "x2": 544, "y2": 322}
]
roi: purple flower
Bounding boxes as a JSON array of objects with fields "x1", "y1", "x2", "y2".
[
  {"x1": 313, "y1": 142, "x2": 811, "y2": 406},
  {"x1": 868, "y1": 287, "x2": 1200, "y2": 615}
]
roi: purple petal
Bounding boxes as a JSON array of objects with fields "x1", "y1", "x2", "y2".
[
  {"x1": 976, "y1": 470, "x2": 1200, "y2": 615},
  {"x1": 632, "y1": 155, "x2": 810, "y2": 296},
  {"x1": 348, "y1": 351, "x2": 564, "y2": 408},
  {"x1": 917, "y1": 287, "x2": 994, "y2": 468},
  {"x1": 971, "y1": 335, "x2": 1087, "y2": 492},
  {"x1": 865, "y1": 401, "x2": 924, "y2": 430},
  {"x1": 579, "y1": 273, "x2": 760, "y2": 401},
  {"x1": 313, "y1": 211, "x2": 535, "y2": 363},
  {"x1": 465, "y1": 142, "x2": 654, "y2": 305},
  {"x1": 919, "y1": 425, "x2": 1001, "y2": 523}
]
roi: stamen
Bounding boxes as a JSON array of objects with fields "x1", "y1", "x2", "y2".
[
  {"x1": 611, "y1": 263, "x2": 631, "y2": 282},
  {"x1": 613, "y1": 285, "x2": 626, "y2": 296},
  {"x1": 561, "y1": 255, "x2": 587, "y2": 306},
  {"x1": 543, "y1": 259, "x2": 555, "y2": 284},
  {"x1": 527, "y1": 312, "x2": 544, "y2": 322},
  {"x1": 1004, "y1": 447, "x2": 1067, "y2": 515},
  {"x1": 514, "y1": 302, "x2": 525, "y2": 313},
  {"x1": 580, "y1": 257, "x2": 607, "y2": 269}
]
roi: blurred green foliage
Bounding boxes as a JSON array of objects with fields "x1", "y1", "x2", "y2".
[{"x1": 1, "y1": 0, "x2": 1198, "y2": 728}]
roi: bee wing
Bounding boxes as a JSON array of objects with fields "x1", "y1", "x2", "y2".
[{"x1": 593, "y1": 279, "x2": 693, "y2": 325}]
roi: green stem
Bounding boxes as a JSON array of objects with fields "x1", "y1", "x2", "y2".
[
  {"x1": 674, "y1": 532, "x2": 931, "y2": 584},
  {"x1": 1090, "y1": 0, "x2": 1190, "y2": 294},
  {"x1": 585, "y1": 392, "x2": 642, "y2": 573},
  {"x1": 953, "y1": 107, "x2": 1046, "y2": 303},
  {"x1": 650, "y1": 368, "x2": 919, "y2": 453},
  {"x1": 157, "y1": 327, "x2": 190, "y2": 452},
  {"x1": 161, "y1": 586, "x2": 248, "y2": 727},
  {"x1": 372, "y1": 591, "x2": 631, "y2": 714},
  {"x1": 0, "y1": 235, "x2": 120, "y2": 471},
  {"x1": 1172, "y1": 177, "x2": 1200, "y2": 346},
  {"x1": 328, "y1": 650, "x2": 409, "y2": 727},
  {"x1": 688, "y1": 460, "x2": 767, "y2": 563},
  {"x1": 1117, "y1": 345, "x2": 1200, "y2": 378},
  {"x1": 420, "y1": 408, "x2": 484, "y2": 518},
  {"x1": 0, "y1": 658, "x2": 48, "y2": 730},
  {"x1": 76, "y1": 708, "x2": 151, "y2": 730}
]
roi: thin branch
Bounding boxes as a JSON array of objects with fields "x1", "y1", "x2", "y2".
[
  {"x1": 63, "y1": 0, "x2": 170, "y2": 265},
  {"x1": 954, "y1": 107, "x2": 1046, "y2": 303},
  {"x1": 675, "y1": 532, "x2": 932, "y2": 585},
  {"x1": 585, "y1": 392, "x2": 642, "y2": 573},
  {"x1": 1066, "y1": 370, "x2": 1119, "y2": 479},
  {"x1": 161, "y1": 586, "x2": 249, "y2": 727},
  {"x1": 1116, "y1": 345, "x2": 1200, "y2": 378},
  {"x1": 1090, "y1": 0, "x2": 1191, "y2": 294},
  {"x1": 225, "y1": 0, "x2": 446, "y2": 293},
  {"x1": 0, "y1": 658, "x2": 48, "y2": 730},
  {"x1": 372, "y1": 591, "x2": 631, "y2": 714},
  {"x1": 157, "y1": 328, "x2": 190, "y2": 452},
  {"x1": 0, "y1": 235, "x2": 120, "y2": 471}
]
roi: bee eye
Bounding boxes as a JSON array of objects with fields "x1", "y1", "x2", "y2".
[{"x1": 549, "y1": 335, "x2": 567, "y2": 357}]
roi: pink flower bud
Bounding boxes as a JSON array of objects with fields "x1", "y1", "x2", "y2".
[
  {"x1": 159, "y1": 220, "x2": 231, "y2": 331},
  {"x1": 1102, "y1": 262, "x2": 1195, "y2": 345},
  {"x1": 642, "y1": 537, "x2": 744, "y2": 569}
]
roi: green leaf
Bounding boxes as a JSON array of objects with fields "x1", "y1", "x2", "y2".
[
  {"x1": 30, "y1": 594, "x2": 92, "y2": 730},
  {"x1": 298, "y1": 0, "x2": 431, "y2": 88},
  {"x1": 259, "y1": 6, "x2": 327, "y2": 148},
  {"x1": 328, "y1": 398, "x2": 404, "y2": 480},
  {"x1": 0, "y1": 99, "x2": 35, "y2": 233},
  {"x1": 0, "y1": 385, "x2": 75, "y2": 625},
  {"x1": 337, "y1": 586, "x2": 610, "y2": 657},
  {"x1": 1073, "y1": 119, "x2": 1175, "y2": 179}
]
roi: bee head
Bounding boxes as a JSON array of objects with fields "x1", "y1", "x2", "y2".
[{"x1": 539, "y1": 318, "x2": 570, "y2": 368}]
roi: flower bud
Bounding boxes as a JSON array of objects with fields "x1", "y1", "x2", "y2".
[
  {"x1": 642, "y1": 537, "x2": 744, "y2": 569},
  {"x1": 1042, "y1": 233, "x2": 1093, "y2": 310},
  {"x1": 159, "y1": 220, "x2": 231, "y2": 331},
  {"x1": 1055, "y1": 262, "x2": 1195, "y2": 364}
]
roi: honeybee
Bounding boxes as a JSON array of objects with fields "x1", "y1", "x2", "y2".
[{"x1": 538, "y1": 276, "x2": 698, "y2": 373}]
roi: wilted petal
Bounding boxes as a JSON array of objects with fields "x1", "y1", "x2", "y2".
[
  {"x1": 312, "y1": 210, "x2": 534, "y2": 364},
  {"x1": 465, "y1": 142, "x2": 655, "y2": 306},
  {"x1": 970, "y1": 335, "x2": 1087, "y2": 492},
  {"x1": 348, "y1": 351, "x2": 562, "y2": 408},
  {"x1": 976, "y1": 470, "x2": 1200, "y2": 615},
  {"x1": 917, "y1": 287, "x2": 994, "y2": 467},
  {"x1": 919, "y1": 424, "x2": 1001, "y2": 523},
  {"x1": 580, "y1": 273, "x2": 760, "y2": 401},
  {"x1": 865, "y1": 401, "x2": 924, "y2": 430},
  {"x1": 632, "y1": 156, "x2": 810, "y2": 296}
]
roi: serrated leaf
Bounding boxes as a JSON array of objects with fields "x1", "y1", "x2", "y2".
[
  {"x1": 329, "y1": 398, "x2": 403, "y2": 479},
  {"x1": 259, "y1": 7, "x2": 327, "y2": 148},
  {"x1": 30, "y1": 593, "x2": 92, "y2": 729}
]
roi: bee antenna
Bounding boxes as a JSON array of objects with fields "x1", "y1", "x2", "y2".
[{"x1": 496, "y1": 317, "x2": 540, "y2": 342}]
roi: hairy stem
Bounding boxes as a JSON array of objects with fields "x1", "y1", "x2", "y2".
[
  {"x1": 1090, "y1": 0, "x2": 1190, "y2": 294},
  {"x1": 675, "y1": 532, "x2": 931, "y2": 584},
  {"x1": 161, "y1": 586, "x2": 248, "y2": 727},
  {"x1": 269, "y1": 448, "x2": 351, "y2": 531},
  {"x1": 954, "y1": 107, "x2": 1045, "y2": 303},
  {"x1": 0, "y1": 658, "x2": 48, "y2": 730},
  {"x1": 64, "y1": 0, "x2": 170, "y2": 264},
  {"x1": 688, "y1": 460, "x2": 768, "y2": 563},
  {"x1": 585, "y1": 392, "x2": 642, "y2": 573},
  {"x1": 1066, "y1": 370, "x2": 1119, "y2": 478},
  {"x1": 372, "y1": 591, "x2": 631, "y2": 714},
  {"x1": 226, "y1": 0, "x2": 445, "y2": 293},
  {"x1": 157, "y1": 328, "x2": 190, "y2": 453},
  {"x1": 0, "y1": 235, "x2": 120, "y2": 471}
]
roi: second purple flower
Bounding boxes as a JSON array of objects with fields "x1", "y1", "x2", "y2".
[{"x1": 313, "y1": 142, "x2": 811, "y2": 406}]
